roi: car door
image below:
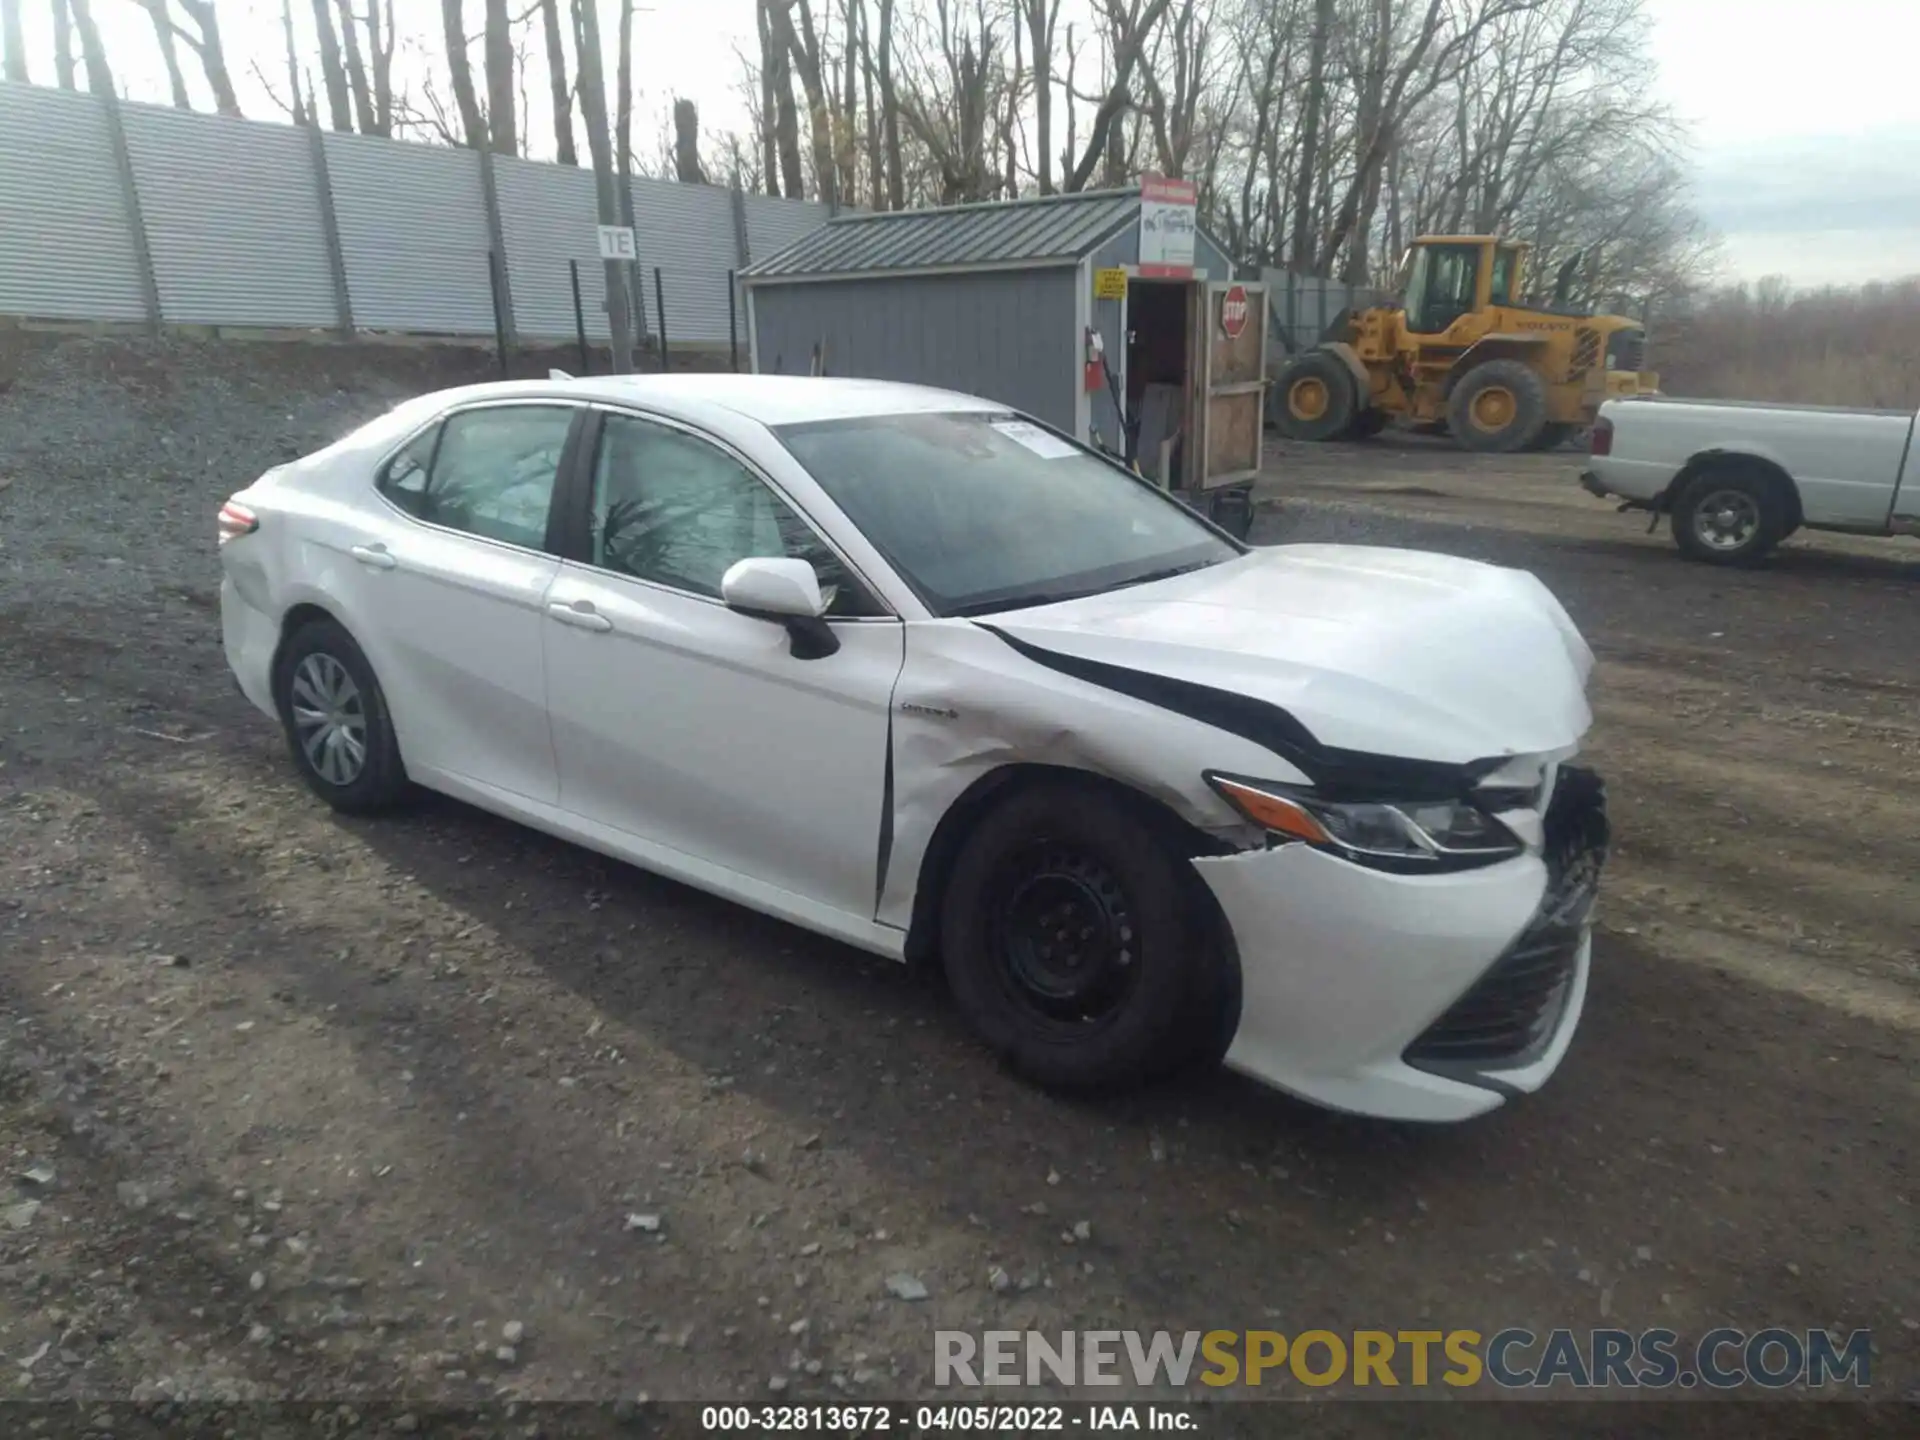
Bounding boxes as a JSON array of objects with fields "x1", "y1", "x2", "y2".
[
  {"x1": 335, "y1": 399, "x2": 581, "y2": 804},
  {"x1": 540, "y1": 407, "x2": 904, "y2": 921}
]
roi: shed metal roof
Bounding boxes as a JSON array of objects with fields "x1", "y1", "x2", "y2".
[{"x1": 740, "y1": 189, "x2": 1143, "y2": 281}]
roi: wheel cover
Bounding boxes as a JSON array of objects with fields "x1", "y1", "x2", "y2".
[
  {"x1": 985, "y1": 842, "x2": 1140, "y2": 1029},
  {"x1": 289, "y1": 652, "x2": 369, "y2": 786},
  {"x1": 1470, "y1": 385, "x2": 1517, "y2": 431},
  {"x1": 1692, "y1": 488, "x2": 1761, "y2": 551},
  {"x1": 1289, "y1": 376, "x2": 1330, "y2": 421}
]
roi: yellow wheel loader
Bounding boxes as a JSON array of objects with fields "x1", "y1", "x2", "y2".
[{"x1": 1273, "y1": 237, "x2": 1660, "y2": 453}]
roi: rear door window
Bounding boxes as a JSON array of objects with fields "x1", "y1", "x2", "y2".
[{"x1": 378, "y1": 405, "x2": 576, "y2": 551}]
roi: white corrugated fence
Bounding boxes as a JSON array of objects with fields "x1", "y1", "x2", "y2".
[{"x1": 0, "y1": 80, "x2": 833, "y2": 348}]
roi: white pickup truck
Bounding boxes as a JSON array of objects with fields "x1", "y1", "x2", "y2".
[{"x1": 1579, "y1": 396, "x2": 1920, "y2": 564}]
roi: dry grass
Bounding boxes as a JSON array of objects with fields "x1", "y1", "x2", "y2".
[{"x1": 1654, "y1": 277, "x2": 1920, "y2": 409}]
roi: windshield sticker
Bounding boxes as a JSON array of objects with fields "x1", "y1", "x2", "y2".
[{"x1": 991, "y1": 419, "x2": 1079, "y2": 460}]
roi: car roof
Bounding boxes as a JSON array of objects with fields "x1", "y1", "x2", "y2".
[{"x1": 415, "y1": 373, "x2": 1011, "y2": 427}]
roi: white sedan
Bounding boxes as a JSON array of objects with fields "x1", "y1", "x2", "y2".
[{"x1": 217, "y1": 374, "x2": 1609, "y2": 1122}]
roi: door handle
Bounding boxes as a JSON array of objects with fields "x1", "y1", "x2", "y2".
[
  {"x1": 349, "y1": 544, "x2": 397, "y2": 570},
  {"x1": 547, "y1": 600, "x2": 613, "y2": 632}
]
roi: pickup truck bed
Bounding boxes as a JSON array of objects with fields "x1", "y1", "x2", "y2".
[{"x1": 1582, "y1": 394, "x2": 1920, "y2": 564}]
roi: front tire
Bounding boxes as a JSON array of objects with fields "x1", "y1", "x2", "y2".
[
  {"x1": 1273, "y1": 351, "x2": 1358, "y2": 442},
  {"x1": 1448, "y1": 359, "x2": 1549, "y2": 452},
  {"x1": 1670, "y1": 467, "x2": 1789, "y2": 565},
  {"x1": 273, "y1": 618, "x2": 409, "y2": 814},
  {"x1": 939, "y1": 782, "x2": 1231, "y2": 1092}
]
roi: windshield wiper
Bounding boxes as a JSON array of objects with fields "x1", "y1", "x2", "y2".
[
  {"x1": 1112, "y1": 559, "x2": 1218, "y2": 588},
  {"x1": 950, "y1": 560, "x2": 1222, "y2": 618},
  {"x1": 950, "y1": 586, "x2": 1111, "y2": 617}
]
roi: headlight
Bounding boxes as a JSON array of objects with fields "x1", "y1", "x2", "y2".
[{"x1": 1207, "y1": 774, "x2": 1523, "y2": 873}]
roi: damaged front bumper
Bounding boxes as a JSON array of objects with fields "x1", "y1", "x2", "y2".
[{"x1": 1192, "y1": 767, "x2": 1609, "y2": 1122}]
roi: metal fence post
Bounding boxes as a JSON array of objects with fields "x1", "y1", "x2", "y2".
[
  {"x1": 653, "y1": 266, "x2": 670, "y2": 371},
  {"x1": 304, "y1": 121, "x2": 355, "y2": 338},
  {"x1": 97, "y1": 91, "x2": 162, "y2": 336},
  {"x1": 569, "y1": 259, "x2": 590, "y2": 373},
  {"x1": 629, "y1": 258, "x2": 650, "y2": 357},
  {"x1": 487, "y1": 251, "x2": 510, "y2": 378},
  {"x1": 476, "y1": 146, "x2": 518, "y2": 353}
]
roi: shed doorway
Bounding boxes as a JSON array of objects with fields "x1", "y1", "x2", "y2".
[{"x1": 1124, "y1": 279, "x2": 1195, "y2": 488}]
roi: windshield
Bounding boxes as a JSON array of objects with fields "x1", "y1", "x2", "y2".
[{"x1": 773, "y1": 411, "x2": 1242, "y2": 616}]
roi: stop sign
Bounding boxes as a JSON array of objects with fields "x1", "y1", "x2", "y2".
[{"x1": 1220, "y1": 284, "x2": 1250, "y2": 339}]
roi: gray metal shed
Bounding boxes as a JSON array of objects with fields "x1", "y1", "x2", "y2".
[{"x1": 740, "y1": 189, "x2": 1268, "y2": 494}]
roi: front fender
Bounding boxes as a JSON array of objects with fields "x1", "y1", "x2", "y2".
[{"x1": 877, "y1": 621, "x2": 1289, "y2": 934}]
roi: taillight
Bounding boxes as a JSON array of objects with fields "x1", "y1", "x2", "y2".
[
  {"x1": 1589, "y1": 418, "x2": 1613, "y2": 457},
  {"x1": 217, "y1": 499, "x2": 259, "y2": 545}
]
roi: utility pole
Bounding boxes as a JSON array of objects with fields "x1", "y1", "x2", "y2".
[{"x1": 572, "y1": 0, "x2": 633, "y2": 371}]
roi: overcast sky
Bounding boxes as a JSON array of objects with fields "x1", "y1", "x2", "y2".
[{"x1": 11, "y1": 0, "x2": 1920, "y2": 288}]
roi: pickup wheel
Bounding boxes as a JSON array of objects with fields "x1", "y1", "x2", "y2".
[{"x1": 1670, "y1": 466, "x2": 1790, "y2": 565}]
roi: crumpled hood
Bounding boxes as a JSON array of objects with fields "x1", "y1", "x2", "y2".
[{"x1": 991, "y1": 544, "x2": 1595, "y2": 765}]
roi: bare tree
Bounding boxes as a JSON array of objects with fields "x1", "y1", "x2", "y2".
[
  {"x1": 1018, "y1": 0, "x2": 1062, "y2": 192},
  {"x1": 759, "y1": 0, "x2": 806, "y2": 197},
  {"x1": 540, "y1": 0, "x2": 575, "y2": 164},
  {"x1": 483, "y1": 0, "x2": 516, "y2": 155},
  {"x1": 177, "y1": 1, "x2": 242, "y2": 117},
  {"x1": 875, "y1": 0, "x2": 902, "y2": 206},
  {"x1": 1, "y1": 0, "x2": 26, "y2": 83},
  {"x1": 279, "y1": 0, "x2": 305, "y2": 120},
  {"x1": 1061, "y1": 0, "x2": 1173, "y2": 193},
  {"x1": 306, "y1": 0, "x2": 352, "y2": 130},
  {"x1": 440, "y1": 0, "x2": 487, "y2": 146},
  {"x1": 894, "y1": 0, "x2": 1004, "y2": 205},
  {"x1": 53, "y1": 0, "x2": 76, "y2": 89},
  {"x1": 672, "y1": 98, "x2": 709, "y2": 183},
  {"x1": 571, "y1": 0, "x2": 634, "y2": 369},
  {"x1": 766, "y1": 1, "x2": 838, "y2": 206},
  {"x1": 332, "y1": 0, "x2": 378, "y2": 133},
  {"x1": 860, "y1": 0, "x2": 883, "y2": 205},
  {"x1": 65, "y1": 0, "x2": 112, "y2": 95},
  {"x1": 133, "y1": 0, "x2": 193, "y2": 107}
]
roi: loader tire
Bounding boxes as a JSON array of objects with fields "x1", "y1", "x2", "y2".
[
  {"x1": 1532, "y1": 422, "x2": 1576, "y2": 452},
  {"x1": 1449, "y1": 359, "x2": 1549, "y2": 453},
  {"x1": 1274, "y1": 351, "x2": 1357, "y2": 442}
]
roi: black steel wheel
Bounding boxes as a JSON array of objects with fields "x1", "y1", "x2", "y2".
[
  {"x1": 940, "y1": 781, "x2": 1232, "y2": 1092},
  {"x1": 983, "y1": 841, "x2": 1144, "y2": 1031}
]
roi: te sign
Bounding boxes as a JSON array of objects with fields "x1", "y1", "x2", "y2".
[
  {"x1": 1220, "y1": 284, "x2": 1250, "y2": 339},
  {"x1": 597, "y1": 224, "x2": 637, "y2": 262}
]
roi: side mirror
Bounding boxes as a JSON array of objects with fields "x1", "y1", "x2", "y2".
[{"x1": 720, "y1": 556, "x2": 839, "y2": 660}]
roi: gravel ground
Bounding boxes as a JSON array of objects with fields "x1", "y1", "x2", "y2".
[{"x1": 0, "y1": 335, "x2": 1915, "y2": 1436}]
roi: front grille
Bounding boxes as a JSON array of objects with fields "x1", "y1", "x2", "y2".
[
  {"x1": 1608, "y1": 330, "x2": 1646, "y2": 373},
  {"x1": 1571, "y1": 327, "x2": 1602, "y2": 378},
  {"x1": 1404, "y1": 767, "x2": 1610, "y2": 1071}
]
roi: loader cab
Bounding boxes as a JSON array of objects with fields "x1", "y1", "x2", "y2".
[{"x1": 1401, "y1": 237, "x2": 1528, "y2": 334}]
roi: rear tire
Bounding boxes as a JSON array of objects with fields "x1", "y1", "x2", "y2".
[
  {"x1": 1448, "y1": 359, "x2": 1549, "y2": 453},
  {"x1": 1670, "y1": 466, "x2": 1789, "y2": 566},
  {"x1": 1273, "y1": 351, "x2": 1358, "y2": 442},
  {"x1": 939, "y1": 781, "x2": 1232, "y2": 1093},
  {"x1": 1531, "y1": 422, "x2": 1576, "y2": 452},
  {"x1": 273, "y1": 618, "x2": 409, "y2": 814}
]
